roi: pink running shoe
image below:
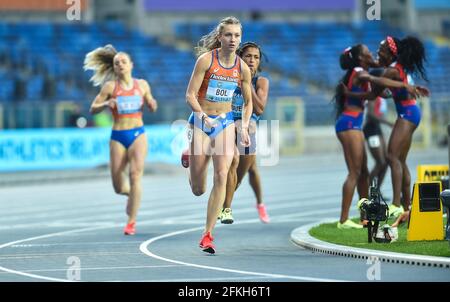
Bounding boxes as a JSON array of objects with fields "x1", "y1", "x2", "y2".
[
  {"x1": 199, "y1": 232, "x2": 215, "y2": 254},
  {"x1": 124, "y1": 222, "x2": 136, "y2": 235},
  {"x1": 181, "y1": 149, "x2": 189, "y2": 168},
  {"x1": 257, "y1": 203, "x2": 270, "y2": 223}
]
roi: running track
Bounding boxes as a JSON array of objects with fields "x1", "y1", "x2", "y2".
[{"x1": 0, "y1": 149, "x2": 448, "y2": 282}]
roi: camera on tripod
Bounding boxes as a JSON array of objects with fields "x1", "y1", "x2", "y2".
[
  {"x1": 357, "y1": 178, "x2": 391, "y2": 243},
  {"x1": 358, "y1": 178, "x2": 388, "y2": 222}
]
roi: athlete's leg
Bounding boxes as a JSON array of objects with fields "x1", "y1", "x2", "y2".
[
  {"x1": 398, "y1": 124, "x2": 415, "y2": 210},
  {"x1": 357, "y1": 143, "x2": 369, "y2": 200},
  {"x1": 367, "y1": 136, "x2": 389, "y2": 186},
  {"x1": 110, "y1": 140, "x2": 130, "y2": 196},
  {"x1": 223, "y1": 145, "x2": 239, "y2": 209},
  {"x1": 387, "y1": 119, "x2": 415, "y2": 208},
  {"x1": 125, "y1": 133, "x2": 148, "y2": 224},
  {"x1": 189, "y1": 125, "x2": 211, "y2": 196},
  {"x1": 204, "y1": 124, "x2": 235, "y2": 234},
  {"x1": 248, "y1": 160, "x2": 263, "y2": 205},
  {"x1": 337, "y1": 130, "x2": 366, "y2": 223},
  {"x1": 378, "y1": 135, "x2": 389, "y2": 187},
  {"x1": 236, "y1": 155, "x2": 256, "y2": 189}
]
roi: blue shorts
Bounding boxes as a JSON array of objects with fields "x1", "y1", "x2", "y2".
[
  {"x1": 335, "y1": 111, "x2": 364, "y2": 133},
  {"x1": 111, "y1": 126, "x2": 145, "y2": 149},
  {"x1": 233, "y1": 113, "x2": 260, "y2": 122},
  {"x1": 188, "y1": 111, "x2": 234, "y2": 139},
  {"x1": 395, "y1": 103, "x2": 421, "y2": 127}
]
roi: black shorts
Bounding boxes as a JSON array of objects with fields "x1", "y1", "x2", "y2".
[{"x1": 363, "y1": 121, "x2": 382, "y2": 139}]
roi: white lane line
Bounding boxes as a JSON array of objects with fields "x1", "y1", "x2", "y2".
[
  {"x1": 0, "y1": 194, "x2": 342, "y2": 230},
  {"x1": 10, "y1": 241, "x2": 143, "y2": 248},
  {"x1": 0, "y1": 265, "x2": 180, "y2": 274},
  {"x1": 0, "y1": 224, "x2": 118, "y2": 282},
  {"x1": 139, "y1": 218, "x2": 350, "y2": 282},
  {"x1": 0, "y1": 207, "x2": 343, "y2": 281},
  {"x1": 107, "y1": 276, "x2": 277, "y2": 282},
  {"x1": 0, "y1": 185, "x2": 341, "y2": 223},
  {"x1": 0, "y1": 252, "x2": 142, "y2": 259}
]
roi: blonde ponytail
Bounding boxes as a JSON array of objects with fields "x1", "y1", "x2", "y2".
[
  {"x1": 195, "y1": 16, "x2": 242, "y2": 57},
  {"x1": 83, "y1": 44, "x2": 118, "y2": 87}
]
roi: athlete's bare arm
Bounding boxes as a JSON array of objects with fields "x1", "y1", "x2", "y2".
[
  {"x1": 240, "y1": 61, "x2": 253, "y2": 129},
  {"x1": 89, "y1": 81, "x2": 116, "y2": 114},
  {"x1": 140, "y1": 79, "x2": 158, "y2": 112},
  {"x1": 186, "y1": 52, "x2": 211, "y2": 116},
  {"x1": 252, "y1": 76, "x2": 269, "y2": 116},
  {"x1": 342, "y1": 69, "x2": 428, "y2": 101}
]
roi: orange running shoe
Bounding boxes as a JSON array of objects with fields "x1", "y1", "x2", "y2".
[
  {"x1": 181, "y1": 149, "x2": 189, "y2": 168},
  {"x1": 257, "y1": 203, "x2": 270, "y2": 223},
  {"x1": 124, "y1": 222, "x2": 136, "y2": 235},
  {"x1": 199, "y1": 232, "x2": 215, "y2": 254}
]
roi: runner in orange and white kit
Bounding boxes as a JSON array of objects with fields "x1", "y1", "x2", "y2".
[
  {"x1": 84, "y1": 45, "x2": 157, "y2": 236},
  {"x1": 183, "y1": 16, "x2": 252, "y2": 254}
]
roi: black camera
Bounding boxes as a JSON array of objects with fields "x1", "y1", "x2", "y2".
[
  {"x1": 358, "y1": 179, "x2": 389, "y2": 222},
  {"x1": 357, "y1": 178, "x2": 389, "y2": 243}
]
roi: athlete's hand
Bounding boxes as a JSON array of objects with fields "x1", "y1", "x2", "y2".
[
  {"x1": 414, "y1": 85, "x2": 430, "y2": 98},
  {"x1": 405, "y1": 84, "x2": 421, "y2": 98},
  {"x1": 203, "y1": 116, "x2": 216, "y2": 128},
  {"x1": 239, "y1": 127, "x2": 251, "y2": 148},
  {"x1": 148, "y1": 98, "x2": 158, "y2": 112},
  {"x1": 406, "y1": 84, "x2": 429, "y2": 99},
  {"x1": 105, "y1": 98, "x2": 117, "y2": 110},
  {"x1": 203, "y1": 113, "x2": 226, "y2": 129}
]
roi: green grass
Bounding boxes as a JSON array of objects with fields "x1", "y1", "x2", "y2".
[{"x1": 309, "y1": 217, "x2": 450, "y2": 257}]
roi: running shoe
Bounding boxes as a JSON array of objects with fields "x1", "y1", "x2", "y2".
[
  {"x1": 199, "y1": 232, "x2": 215, "y2": 254},
  {"x1": 337, "y1": 219, "x2": 363, "y2": 229},
  {"x1": 217, "y1": 208, "x2": 223, "y2": 220},
  {"x1": 181, "y1": 149, "x2": 189, "y2": 168},
  {"x1": 220, "y1": 208, "x2": 234, "y2": 224},
  {"x1": 124, "y1": 222, "x2": 136, "y2": 235},
  {"x1": 256, "y1": 203, "x2": 270, "y2": 223},
  {"x1": 388, "y1": 204, "x2": 404, "y2": 218}
]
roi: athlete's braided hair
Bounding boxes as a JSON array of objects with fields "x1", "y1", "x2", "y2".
[{"x1": 397, "y1": 36, "x2": 428, "y2": 81}]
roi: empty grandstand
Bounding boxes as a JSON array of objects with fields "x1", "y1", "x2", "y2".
[{"x1": 0, "y1": 0, "x2": 448, "y2": 142}]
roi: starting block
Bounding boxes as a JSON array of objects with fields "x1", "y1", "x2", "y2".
[{"x1": 407, "y1": 181, "x2": 444, "y2": 241}]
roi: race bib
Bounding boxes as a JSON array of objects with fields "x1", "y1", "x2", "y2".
[
  {"x1": 232, "y1": 87, "x2": 244, "y2": 118},
  {"x1": 117, "y1": 95, "x2": 142, "y2": 114},
  {"x1": 232, "y1": 103, "x2": 243, "y2": 116},
  {"x1": 206, "y1": 79, "x2": 237, "y2": 102}
]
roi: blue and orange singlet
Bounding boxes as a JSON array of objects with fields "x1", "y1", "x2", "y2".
[
  {"x1": 111, "y1": 79, "x2": 144, "y2": 120},
  {"x1": 388, "y1": 62, "x2": 421, "y2": 126},
  {"x1": 335, "y1": 67, "x2": 370, "y2": 133},
  {"x1": 110, "y1": 79, "x2": 146, "y2": 149},
  {"x1": 197, "y1": 49, "x2": 241, "y2": 103}
]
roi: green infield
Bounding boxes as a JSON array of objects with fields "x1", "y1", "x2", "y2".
[{"x1": 309, "y1": 217, "x2": 450, "y2": 257}]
